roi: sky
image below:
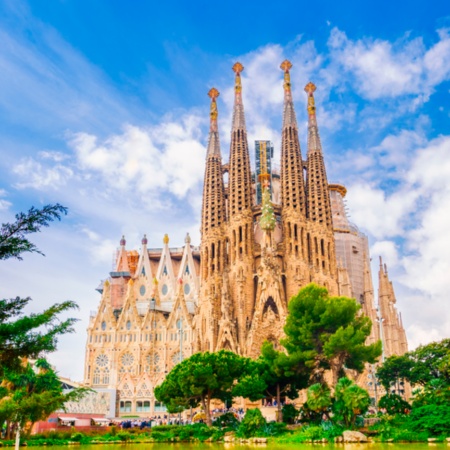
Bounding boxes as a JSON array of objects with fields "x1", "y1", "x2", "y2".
[{"x1": 0, "y1": 0, "x2": 449, "y2": 381}]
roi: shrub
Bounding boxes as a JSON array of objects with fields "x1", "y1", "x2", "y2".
[
  {"x1": 238, "y1": 408, "x2": 267, "y2": 438},
  {"x1": 282, "y1": 404, "x2": 299, "y2": 424},
  {"x1": 213, "y1": 412, "x2": 239, "y2": 430},
  {"x1": 407, "y1": 404, "x2": 450, "y2": 436}
]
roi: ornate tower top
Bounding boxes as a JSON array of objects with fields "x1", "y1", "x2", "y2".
[
  {"x1": 280, "y1": 60, "x2": 298, "y2": 129},
  {"x1": 279, "y1": 59, "x2": 305, "y2": 216},
  {"x1": 120, "y1": 235, "x2": 126, "y2": 247},
  {"x1": 163, "y1": 234, "x2": 169, "y2": 245},
  {"x1": 231, "y1": 62, "x2": 246, "y2": 130},
  {"x1": 208, "y1": 88, "x2": 219, "y2": 132},
  {"x1": 305, "y1": 82, "x2": 317, "y2": 117},
  {"x1": 206, "y1": 88, "x2": 221, "y2": 158}
]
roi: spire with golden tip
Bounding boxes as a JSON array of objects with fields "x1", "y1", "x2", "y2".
[
  {"x1": 228, "y1": 62, "x2": 252, "y2": 216},
  {"x1": 280, "y1": 59, "x2": 298, "y2": 129},
  {"x1": 201, "y1": 88, "x2": 226, "y2": 235},
  {"x1": 206, "y1": 88, "x2": 221, "y2": 157},
  {"x1": 231, "y1": 62, "x2": 246, "y2": 130},
  {"x1": 305, "y1": 82, "x2": 332, "y2": 228},
  {"x1": 280, "y1": 60, "x2": 306, "y2": 215}
]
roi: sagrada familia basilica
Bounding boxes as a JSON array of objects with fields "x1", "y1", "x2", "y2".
[{"x1": 83, "y1": 61, "x2": 408, "y2": 416}]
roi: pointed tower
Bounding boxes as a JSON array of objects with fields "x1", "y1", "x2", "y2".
[
  {"x1": 378, "y1": 257, "x2": 408, "y2": 358},
  {"x1": 197, "y1": 88, "x2": 227, "y2": 352},
  {"x1": 279, "y1": 60, "x2": 309, "y2": 301},
  {"x1": 304, "y1": 82, "x2": 337, "y2": 291},
  {"x1": 226, "y1": 63, "x2": 255, "y2": 350}
]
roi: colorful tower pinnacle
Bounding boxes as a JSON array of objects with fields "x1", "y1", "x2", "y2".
[
  {"x1": 280, "y1": 60, "x2": 306, "y2": 216},
  {"x1": 200, "y1": 88, "x2": 227, "y2": 272},
  {"x1": 227, "y1": 62, "x2": 254, "y2": 347},
  {"x1": 228, "y1": 62, "x2": 253, "y2": 218},
  {"x1": 305, "y1": 82, "x2": 332, "y2": 229}
]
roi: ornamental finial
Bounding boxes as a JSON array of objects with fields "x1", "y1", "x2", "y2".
[
  {"x1": 208, "y1": 88, "x2": 219, "y2": 131},
  {"x1": 281, "y1": 60, "x2": 293, "y2": 95},
  {"x1": 163, "y1": 233, "x2": 169, "y2": 245},
  {"x1": 304, "y1": 82, "x2": 317, "y2": 115},
  {"x1": 232, "y1": 62, "x2": 244, "y2": 93}
]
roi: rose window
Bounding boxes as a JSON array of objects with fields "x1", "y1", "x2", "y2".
[
  {"x1": 121, "y1": 352, "x2": 134, "y2": 366},
  {"x1": 96, "y1": 354, "x2": 109, "y2": 367}
]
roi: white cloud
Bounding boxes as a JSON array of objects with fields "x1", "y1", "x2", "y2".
[
  {"x1": 13, "y1": 157, "x2": 73, "y2": 189},
  {"x1": 69, "y1": 113, "x2": 206, "y2": 203},
  {"x1": 328, "y1": 27, "x2": 450, "y2": 101}
]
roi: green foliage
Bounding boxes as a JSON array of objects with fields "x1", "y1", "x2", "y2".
[
  {"x1": 154, "y1": 350, "x2": 253, "y2": 425},
  {"x1": 333, "y1": 377, "x2": 370, "y2": 427},
  {"x1": 376, "y1": 354, "x2": 413, "y2": 391},
  {"x1": 117, "y1": 431, "x2": 132, "y2": 441},
  {"x1": 281, "y1": 403, "x2": 299, "y2": 424},
  {"x1": 0, "y1": 358, "x2": 89, "y2": 434},
  {"x1": 0, "y1": 203, "x2": 67, "y2": 261},
  {"x1": 282, "y1": 284, "x2": 381, "y2": 385},
  {"x1": 212, "y1": 412, "x2": 239, "y2": 430},
  {"x1": 407, "y1": 404, "x2": 450, "y2": 435},
  {"x1": 378, "y1": 393, "x2": 411, "y2": 415},
  {"x1": 237, "y1": 408, "x2": 267, "y2": 438},
  {"x1": 306, "y1": 383, "x2": 331, "y2": 416},
  {"x1": 260, "y1": 421, "x2": 288, "y2": 436}
]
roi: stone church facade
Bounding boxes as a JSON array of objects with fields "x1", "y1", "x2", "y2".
[{"x1": 83, "y1": 61, "x2": 408, "y2": 415}]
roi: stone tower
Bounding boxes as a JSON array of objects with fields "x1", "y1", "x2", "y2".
[
  {"x1": 279, "y1": 60, "x2": 309, "y2": 301},
  {"x1": 304, "y1": 82, "x2": 338, "y2": 293},
  {"x1": 226, "y1": 63, "x2": 255, "y2": 350}
]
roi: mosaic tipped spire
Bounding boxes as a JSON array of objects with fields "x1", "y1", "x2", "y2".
[
  {"x1": 304, "y1": 81, "x2": 322, "y2": 154},
  {"x1": 206, "y1": 88, "x2": 221, "y2": 157},
  {"x1": 280, "y1": 59, "x2": 298, "y2": 129},
  {"x1": 231, "y1": 62, "x2": 246, "y2": 130}
]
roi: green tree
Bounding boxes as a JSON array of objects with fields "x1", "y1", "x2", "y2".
[
  {"x1": 0, "y1": 204, "x2": 77, "y2": 374},
  {"x1": 376, "y1": 354, "x2": 413, "y2": 392},
  {"x1": 0, "y1": 204, "x2": 81, "y2": 447},
  {"x1": 306, "y1": 383, "x2": 332, "y2": 419},
  {"x1": 0, "y1": 204, "x2": 67, "y2": 260},
  {"x1": 234, "y1": 341, "x2": 309, "y2": 422},
  {"x1": 0, "y1": 359, "x2": 89, "y2": 439},
  {"x1": 154, "y1": 350, "x2": 253, "y2": 425},
  {"x1": 333, "y1": 377, "x2": 370, "y2": 427},
  {"x1": 282, "y1": 284, "x2": 382, "y2": 386},
  {"x1": 378, "y1": 393, "x2": 411, "y2": 415}
]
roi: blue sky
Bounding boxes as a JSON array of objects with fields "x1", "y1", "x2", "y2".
[{"x1": 1, "y1": 0, "x2": 449, "y2": 380}]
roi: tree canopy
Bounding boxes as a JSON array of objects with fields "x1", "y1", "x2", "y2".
[
  {"x1": 0, "y1": 203, "x2": 83, "y2": 444},
  {"x1": 0, "y1": 204, "x2": 77, "y2": 374},
  {"x1": 282, "y1": 283, "x2": 382, "y2": 385},
  {"x1": 154, "y1": 350, "x2": 255, "y2": 425},
  {"x1": 0, "y1": 204, "x2": 67, "y2": 260}
]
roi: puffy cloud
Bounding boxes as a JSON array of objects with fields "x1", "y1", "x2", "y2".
[
  {"x1": 13, "y1": 157, "x2": 73, "y2": 189},
  {"x1": 328, "y1": 27, "x2": 450, "y2": 101},
  {"x1": 69, "y1": 113, "x2": 206, "y2": 203}
]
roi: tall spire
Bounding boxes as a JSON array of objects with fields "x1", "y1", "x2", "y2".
[
  {"x1": 281, "y1": 59, "x2": 298, "y2": 129},
  {"x1": 305, "y1": 82, "x2": 332, "y2": 228},
  {"x1": 231, "y1": 62, "x2": 246, "y2": 130},
  {"x1": 280, "y1": 60, "x2": 306, "y2": 215},
  {"x1": 201, "y1": 88, "x2": 226, "y2": 234},
  {"x1": 228, "y1": 62, "x2": 253, "y2": 216},
  {"x1": 206, "y1": 87, "x2": 221, "y2": 157}
]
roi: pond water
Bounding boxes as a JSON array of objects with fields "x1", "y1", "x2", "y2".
[{"x1": 26, "y1": 443, "x2": 448, "y2": 450}]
